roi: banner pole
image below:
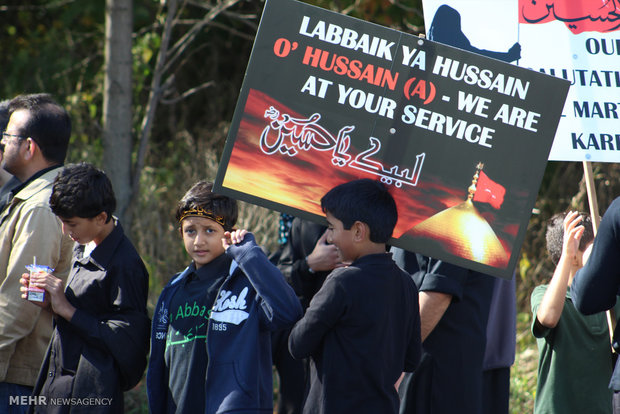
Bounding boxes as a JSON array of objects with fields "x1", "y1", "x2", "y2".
[
  {"x1": 583, "y1": 161, "x2": 601, "y2": 232},
  {"x1": 582, "y1": 161, "x2": 615, "y2": 348}
]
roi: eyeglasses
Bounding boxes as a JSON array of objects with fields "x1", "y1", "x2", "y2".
[{"x1": 1, "y1": 132, "x2": 27, "y2": 142}]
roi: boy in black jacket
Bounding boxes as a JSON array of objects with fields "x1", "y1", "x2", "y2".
[
  {"x1": 147, "y1": 181, "x2": 302, "y2": 414},
  {"x1": 20, "y1": 162, "x2": 150, "y2": 413},
  {"x1": 289, "y1": 179, "x2": 422, "y2": 414}
]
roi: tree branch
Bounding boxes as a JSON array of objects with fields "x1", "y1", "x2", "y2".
[
  {"x1": 129, "y1": 0, "x2": 179, "y2": 212},
  {"x1": 160, "y1": 80, "x2": 215, "y2": 105},
  {"x1": 129, "y1": 0, "x2": 252, "y2": 217},
  {"x1": 163, "y1": 0, "x2": 243, "y2": 73},
  {"x1": 0, "y1": 0, "x2": 76, "y2": 12}
]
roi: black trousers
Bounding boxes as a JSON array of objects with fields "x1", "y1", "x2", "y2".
[{"x1": 482, "y1": 367, "x2": 510, "y2": 414}]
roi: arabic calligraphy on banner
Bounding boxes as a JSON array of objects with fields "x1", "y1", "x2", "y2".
[
  {"x1": 214, "y1": 0, "x2": 570, "y2": 279},
  {"x1": 258, "y1": 107, "x2": 426, "y2": 188}
]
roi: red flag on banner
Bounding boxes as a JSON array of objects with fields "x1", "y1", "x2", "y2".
[{"x1": 473, "y1": 171, "x2": 505, "y2": 209}]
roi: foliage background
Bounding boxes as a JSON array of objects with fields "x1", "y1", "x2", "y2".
[{"x1": 1, "y1": 1, "x2": 619, "y2": 412}]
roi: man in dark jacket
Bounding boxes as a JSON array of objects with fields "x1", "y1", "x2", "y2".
[
  {"x1": 394, "y1": 250, "x2": 494, "y2": 414},
  {"x1": 571, "y1": 197, "x2": 620, "y2": 414}
]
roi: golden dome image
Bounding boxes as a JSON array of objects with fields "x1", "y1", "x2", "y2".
[{"x1": 402, "y1": 163, "x2": 509, "y2": 268}]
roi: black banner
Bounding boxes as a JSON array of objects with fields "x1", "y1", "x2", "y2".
[{"x1": 214, "y1": 0, "x2": 570, "y2": 279}]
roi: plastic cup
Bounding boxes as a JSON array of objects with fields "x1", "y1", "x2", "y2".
[{"x1": 25, "y1": 264, "x2": 53, "y2": 302}]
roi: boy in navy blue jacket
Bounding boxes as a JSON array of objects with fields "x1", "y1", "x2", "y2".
[
  {"x1": 147, "y1": 181, "x2": 302, "y2": 414},
  {"x1": 289, "y1": 179, "x2": 422, "y2": 414}
]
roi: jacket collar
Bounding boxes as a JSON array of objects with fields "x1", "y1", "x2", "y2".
[
  {"x1": 170, "y1": 259, "x2": 238, "y2": 287},
  {"x1": 12, "y1": 166, "x2": 63, "y2": 203},
  {"x1": 0, "y1": 167, "x2": 63, "y2": 225},
  {"x1": 75, "y1": 220, "x2": 125, "y2": 270}
]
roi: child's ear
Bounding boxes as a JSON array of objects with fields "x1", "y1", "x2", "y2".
[
  {"x1": 95, "y1": 211, "x2": 108, "y2": 225},
  {"x1": 352, "y1": 221, "x2": 369, "y2": 242}
]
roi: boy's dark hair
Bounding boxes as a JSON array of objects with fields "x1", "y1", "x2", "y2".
[
  {"x1": 49, "y1": 163, "x2": 116, "y2": 222},
  {"x1": 175, "y1": 181, "x2": 237, "y2": 231},
  {"x1": 8, "y1": 93, "x2": 71, "y2": 164},
  {"x1": 320, "y1": 178, "x2": 397, "y2": 243},
  {"x1": 545, "y1": 211, "x2": 594, "y2": 266}
]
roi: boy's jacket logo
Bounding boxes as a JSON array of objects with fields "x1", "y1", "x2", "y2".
[
  {"x1": 211, "y1": 287, "x2": 250, "y2": 325},
  {"x1": 155, "y1": 303, "x2": 169, "y2": 332}
]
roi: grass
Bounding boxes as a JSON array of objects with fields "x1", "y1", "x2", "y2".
[{"x1": 124, "y1": 381, "x2": 148, "y2": 414}]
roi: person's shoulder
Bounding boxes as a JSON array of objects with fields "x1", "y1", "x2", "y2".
[
  {"x1": 314, "y1": 266, "x2": 355, "y2": 290},
  {"x1": 167, "y1": 266, "x2": 194, "y2": 288},
  {"x1": 530, "y1": 284, "x2": 549, "y2": 304},
  {"x1": 19, "y1": 183, "x2": 54, "y2": 209},
  {"x1": 103, "y1": 228, "x2": 146, "y2": 268},
  {"x1": 382, "y1": 262, "x2": 418, "y2": 300},
  {"x1": 116, "y1": 233, "x2": 144, "y2": 262},
  {"x1": 18, "y1": 167, "x2": 62, "y2": 199},
  {"x1": 393, "y1": 264, "x2": 416, "y2": 285},
  {"x1": 602, "y1": 197, "x2": 620, "y2": 222},
  {"x1": 333, "y1": 264, "x2": 361, "y2": 277},
  {"x1": 608, "y1": 197, "x2": 620, "y2": 219},
  {"x1": 611, "y1": 196, "x2": 620, "y2": 208},
  {"x1": 10, "y1": 187, "x2": 57, "y2": 225},
  {"x1": 532, "y1": 284, "x2": 548, "y2": 294},
  {"x1": 153, "y1": 269, "x2": 187, "y2": 307}
]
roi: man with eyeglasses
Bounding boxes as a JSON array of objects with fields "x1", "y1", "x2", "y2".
[
  {"x1": 0, "y1": 94, "x2": 74, "y2": 413},
  {"x1": 0, "y1": 99, "x2": 21, "y2": 211}
]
